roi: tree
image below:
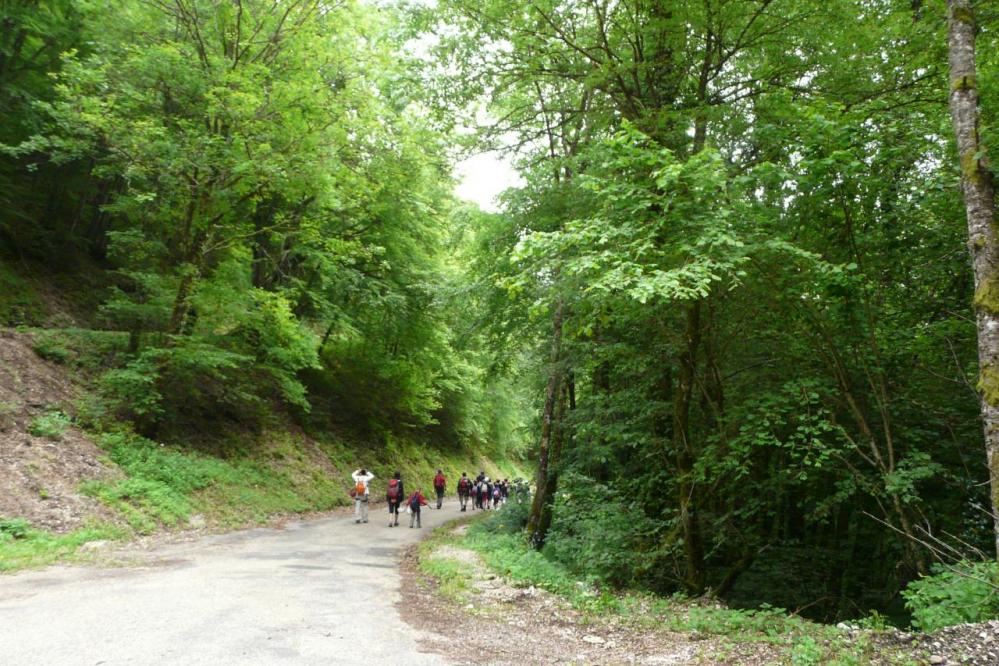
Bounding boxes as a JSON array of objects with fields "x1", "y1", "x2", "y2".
[{"x1": 947, "y1": 0, "x2": 999, "y2": 558}]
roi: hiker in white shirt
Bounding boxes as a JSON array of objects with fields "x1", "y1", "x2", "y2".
[{"x1": 352, "y1": 468, "x2": 375, "y2": 524}]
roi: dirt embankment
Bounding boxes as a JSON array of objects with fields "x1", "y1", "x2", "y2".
[{"x1": 0, "y1": 330, "x2": 120, "y2": 532}]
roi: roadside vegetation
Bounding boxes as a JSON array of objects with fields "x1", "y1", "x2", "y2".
[{"x1": 417, "y1": 509, "x2": 922, "y2": 665}]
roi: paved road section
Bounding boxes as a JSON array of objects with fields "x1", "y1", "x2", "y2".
[{"x1": 0, "y1": 502, "x2": 460, "y2": 665}]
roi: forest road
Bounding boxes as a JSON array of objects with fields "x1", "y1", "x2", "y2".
[{"x1": 0, "y1": 501, "x2": 458, "y2": 665}]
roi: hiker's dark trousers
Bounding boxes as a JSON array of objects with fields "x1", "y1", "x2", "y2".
[
  {"x1": 388, "y1": 499, "x2": 401, "y2": 524},
  {"x1": 409, "y1": 506, "x2": 422, "y2": 527},
  {"x1": 435, "y1": 487, "x2": 444, "y2": 509},
  {"x1": 458, "y1": 492, "x2": 469, "y2": 511}
]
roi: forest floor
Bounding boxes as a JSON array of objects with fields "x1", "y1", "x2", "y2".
[{"x1": 402, "y1": 520, "x2": 996, "y2": 666}]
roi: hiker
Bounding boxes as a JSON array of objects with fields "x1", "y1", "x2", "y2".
[
  {"x1": 386, "y1": 471, "x2": 404, "y2": 527},
  {"x1": 478, "y1": 478, "x2": 490, "y2": 510},
  {"x1": 351, "y1": 468, "x2": 374, "y2": 524},
  {"x1": 501, "y1": 479, "x2": 510, "y2": 502},
  {"x1": 433, "y1": 469, "x2": 447, "y2": 509},
  {"x1": 457, "y1": 472, "x2": 472, "y2": 512},
  {"x1": 407, "y1": 487, "x2": 429, "y2": 528},
  {"x1": 473, "y1": 479, "x2": 484, "y2": 510},
  {"x1": 492, "y1": 483, "x2": 502, "y2": 508}
]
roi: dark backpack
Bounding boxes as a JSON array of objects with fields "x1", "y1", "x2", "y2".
[
  {"x1": 409, "y1": 493, "x2": 422, "y2": 510},
  {"x1": 387, "y1": 478, "x2": 400, "y2": 500}
]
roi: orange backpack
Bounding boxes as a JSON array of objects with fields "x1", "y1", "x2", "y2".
[{"x1": 355, "y1": 480, "x2": 366, "y2": 497}]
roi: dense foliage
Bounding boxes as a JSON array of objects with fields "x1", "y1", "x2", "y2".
[
  {"x1": 3, "y1": 0, "x2": 999, "y2": 628},
  {"x1": 0, "y1": 0, "x2": 529, "y2": 455},
  {"x1": 416, "y1": 0, "x2": 999, "y2": 622}
]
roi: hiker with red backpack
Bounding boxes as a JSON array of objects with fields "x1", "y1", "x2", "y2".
[
  {"x1": 351, "y1": 468, "x2": 374, "y2": 524},
  {"x1": 386, "y1": 471, "x2": 404, "y2": 527},
  {"x1": 407, "y1": 488, "x2": 429, "y2": 528},
  {"x1": 457, "y1": 472, "x2": 472, "y2": 512},
  {"x1": 433, "y1": 469, "x2": 447, "y2": 509}
]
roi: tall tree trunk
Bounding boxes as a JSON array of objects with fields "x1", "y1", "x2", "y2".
[
  {"x1": 947, "y1": 0, "x2": 999, "y2": 559},
  {"x1": 528, "y1": 299, "x2": 565, "y2": 548},
  {"x1": 676, "y1": 300, "x2": 706, "y2": 592},
  {"x1": 531, "y1": 379, "x2": 570, "y2": 548}
]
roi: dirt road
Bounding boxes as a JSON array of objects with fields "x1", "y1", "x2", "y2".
[{"x1": 0, "y1": 502, "x2": 459, "y2": 665}]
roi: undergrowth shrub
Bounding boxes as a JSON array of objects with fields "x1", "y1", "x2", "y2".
[
  {"x1": 81, "y1": 477, "x2": 191, "y2": 533},
  {"x1": 903, "y1": 561, "x2": 999, "y2": 631},
  {"x1": 478, "y1": 495, "x2": 529, "y2": 534},
  {"x1": 32, "y1": 329, "x2": 130, "y2": 370},
  {"x1": 0, "y1": 517, "x2": 31, "y2": 540},
  {"x1": 465, "y1": 524, "x2": 579, "y2": 597},
  {"x1": 544, "y1": 472, "x2": 647, "y2": 587},
  {"x1": 80, "y1": 431, "x2": 229, "y2": 532},
  {"x1": 27, "y1": 410, "x2": 71, "y2": 439}
]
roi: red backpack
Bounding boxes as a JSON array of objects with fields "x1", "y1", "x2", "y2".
[
  {"x1": 434, "y1": 473, "x2": 446, "y2": 489},
  {"x1": 387, "y1": 478, "x2": 400, "y2": 500}
]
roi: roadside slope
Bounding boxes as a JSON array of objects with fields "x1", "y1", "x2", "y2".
[{"x1": 0, "y1": 328, "x2": 525, "y2": 571}]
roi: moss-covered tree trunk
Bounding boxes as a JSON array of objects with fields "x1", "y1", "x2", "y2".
[{"x1": 947, "y1": 0, "x2": 999, "y2": 558}]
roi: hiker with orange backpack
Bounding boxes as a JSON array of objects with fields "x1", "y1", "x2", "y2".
[
  {"x1": 433, "y1": 469, "x2": 447, "y2": 509},
  {"x1": 407, "y1": 488, "x2": 429, "y2": 528},
  {"x1": 386, "y1": 471, "x2": 404, "y2": 527},
  {"x1": 351, "y1": 468, "x2": 374, "y2": 524}
]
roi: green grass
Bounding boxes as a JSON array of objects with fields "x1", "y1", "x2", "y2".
[
  {"x1": 0, "y1": 519, "x2": 126, "y2": 571},
  {"x1": 80, "y1": 430, "x2": 345, "y2": 533},
  {"x1": 417, "y1": 529, "x2": 478, "y2": 601}
]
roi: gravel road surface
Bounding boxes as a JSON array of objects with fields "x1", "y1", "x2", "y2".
[{"x1": 0, "y1": 503, "x2": 458, "y2": 665}]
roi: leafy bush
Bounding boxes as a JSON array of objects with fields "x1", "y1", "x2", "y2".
[
  {"x1": 903, "y1": 561, "x2": 999, "y2": 631},
  {"x1": 0, "y1": 517, "x2": 31, "y2": 540},
  {"x1": 477, "y1": 495, "x2": 530, "y2": 535},
  {"x1": 101, "y1": 340, "x2": 259, "y2": 431},
  {"x1": 544, "y1": 472, "x2": 648, "y2": 587},
  {"x1": 27, "y1": 410, "x2": 72, "y2": 439},
  {"x1": 32, "y1": 329, "x2": 130, "y2": 371},
  {"x1": 32, "y1": 337, "x2": 71, "y2": 363}
]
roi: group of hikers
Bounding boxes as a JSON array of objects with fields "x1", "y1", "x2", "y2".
[{"x1": 349, "y1": 468, "x2": 517, "y2": 528}]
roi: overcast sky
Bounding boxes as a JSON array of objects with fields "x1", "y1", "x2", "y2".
[{"x1": 453, "y1": 151, "x2": 522, "y2": 212}]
